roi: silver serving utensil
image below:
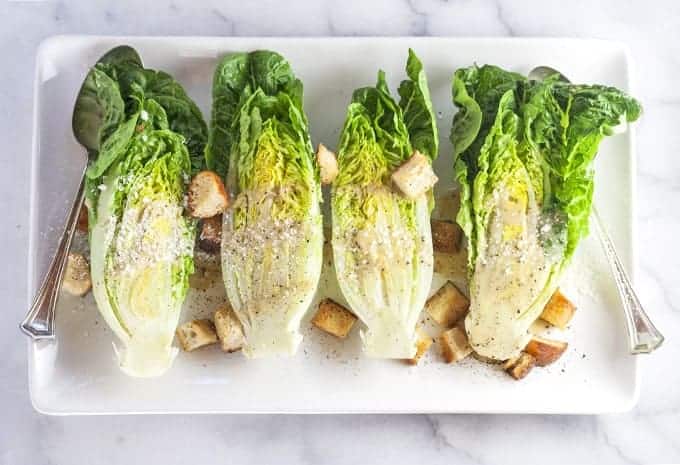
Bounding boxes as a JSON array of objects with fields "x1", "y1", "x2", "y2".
[
  {"x1": 528, "y1": 65, "x2": 664, "y2": 354},
  {"x1": 20, "y1": 46, "x2": 142, "y2": 340}
]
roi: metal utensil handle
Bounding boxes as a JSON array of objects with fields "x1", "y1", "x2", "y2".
[
  {"x1": 20, "y1": 171, "x2": 87, "y2": 340},
  {"x1": 592, "y1": 207, "x2": 664, "y2": 353}
]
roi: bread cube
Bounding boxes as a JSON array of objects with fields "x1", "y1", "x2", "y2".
[
  {"x1": 187, "y1": 170, "x2": 229, "y2": 218},
  {"x1": 425, "y1": 281, "x2": 469, "y2": 328},
  {"x1": 62, "y1": 252, "x2": 91, "y2": 297},
  {"x1": 524, "y1": 336, "x2": 568, "y2": 366},
  {"x1": 198, "y1": 215, "x2": 222, "y2": 254},
  {"x1": 503, "y1": 352, "x2": 536, "y2": 380},
  {"x1": 316, "y1": 143, "x2": 339, "y2": 185},
  {"x1": 214, "y1": 304, "x2": 245, "y2": 353},
  {"x1": 176, "y1": 319, "x2": 218, "y2": 352},
  {"x1": 405, "y1": 327, "x2": 433, "y2": 365},
  {"x1": 391, "y1": 151, "x2": 438, "y2": 199},
  {"x1": 431, "y1": 220, "x2": 462, "y2": 254},
  {"x1": 440, "y1": 326, "x2": 472, "y2": 363},
  {"x1": 311, "y1": 299, "x2": 357, "y2": 338},
  {"x1": 540, "y1": 290, "x2": 576, "y2": 329}
]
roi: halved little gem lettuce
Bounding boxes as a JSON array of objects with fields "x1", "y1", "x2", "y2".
[
  {"x1": 76, "y1": 46, "x2": 207, "y2": 377},
  {"x1": 331, "y1": 50, "x2": 438, "y2": 358},
  {"x1": 206, "y1": 51, "x2": 323, "y2": 357},
  {"x1": 451, "y1": 65, "x2": 641, "y2": 360}
]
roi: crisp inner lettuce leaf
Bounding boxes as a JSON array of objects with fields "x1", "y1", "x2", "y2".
[
  {"x1": 451, "y1": 65, "x2": 641, "y2": 360},
  {"x1": 83, "y1": 56, "x2": 204, "y2": 377},
  {"x1": 207, "y1": 50, "x2": 322, "y2": 357},
  {"x1": 332, "y1": 50, "x2": 438, "y2": 358}
]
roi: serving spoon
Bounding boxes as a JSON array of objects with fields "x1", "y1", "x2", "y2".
[
  {"x1": 529, "y1": 66, "x2": 664, "y2": 354},
  {"x1": 20, "y1": 46, "x2": 142, "y2": 339}
]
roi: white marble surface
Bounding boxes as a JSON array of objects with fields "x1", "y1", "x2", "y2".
[{"x1": 1, "y1": 1, "x2": 679, "y2": 464}]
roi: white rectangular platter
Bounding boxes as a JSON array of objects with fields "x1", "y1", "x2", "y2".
[{"x1": 28, "y1": 36, "x2": 638, "y2": 414}]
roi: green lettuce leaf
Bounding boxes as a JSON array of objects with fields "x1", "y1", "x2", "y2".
[
  {"x1": 398, "y1": 49, "x2": 439, "y2": 159},
  {"x1": 82, "y1": 60, "x2": 207, "y2": 179}
]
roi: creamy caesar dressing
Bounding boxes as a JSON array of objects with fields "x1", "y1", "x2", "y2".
[
  {"x1": 221, "y1": 187, "x2": 323, "y2": 358},
  {"x1": 111, "y1": 199, "x2": 192, "y2": 277},
  {"x1": 89, "y1": 175, "x2": 190, "y2": 377},
  {"x1": 332, "y1": 185, "x2": 433, "y2": 358},
  {"x1": 465, "y1": 183, "x2": 553, "y2": 360},
  {"x1": 106, "y1": 198, "x2": 192, "y2": 343},
  {"x1": 353, "y1": 214, "x2": 417, "y2": 272}
]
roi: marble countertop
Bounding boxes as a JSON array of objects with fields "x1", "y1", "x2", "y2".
[{"x1": 1, "y1": 1, "x2": 678, "y2": 464}]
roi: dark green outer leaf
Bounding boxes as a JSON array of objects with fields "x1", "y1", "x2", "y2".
[
  {"x1": 205, "y1": 52, "x2": 249, "y2": 178},
  {"x1": 450, "y1": 64, "x2": 642, "y2": 273},
  {"x1": 85, "y1": 112, "x2": 139, "y2": 181},
  {"x1": 450, "y1": 74, "x2": 482, "y2": 160},
  {"x1": 72, "y1": 67, "x2": 125, "y2": 153},
  {"x1": 72, "y1": 45, "x2": 142, "y2": 152},
  {"x1": 398, "y1": 49, "x2": 438, "y2": 160},
  {"x1": 141, "y1": 70, "x2": 208, "y2": 173},
  {"x1": 206, "y1": 50, "x2": 304, "y2": 179},
  {"x1": 81, "y1": 51, "x2": 207, "y2": 223},
  {"x1": 104, "y1": 67, "x2": 208, "y2": 174},
  {"x1": 336, "y1": 50, "x2": 438, "y2": 189},
  {"x1": 75, "y1": 45, "x2": 207, "y2": 176},
  {"x1": 525, "y1": 81, "x2": 642, "y2": 258},
  {"x1": 97, "y1": 45, "x2": 142, "y2": 68},
  {"x1": 85, "y1": 99, "x2": 173, "y2": 222},
  {"x1": 451, "y1": 65, "x2": 525, "y2": 181}
]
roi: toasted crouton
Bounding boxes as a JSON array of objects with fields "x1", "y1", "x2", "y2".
[
  {"x1": 312, "y1": 299, "x2": 357, "y2": 338},
  {"x1": 62, "y1": 252, "x2": 91, "y2": 297},
  {"x1": 431, "y1": 220, "x2": 462, "y2": 254},
  {"x1": 198, "y1": 215, "x2": 222, "y2": 254},
  {"x1": 77, "y1": 204, "x2": 88, "y2": 233},
  {"x1": 406, "y1": 327, "x2": 433, "y2": 365},
  {"x1": 187, "y1": 171, "x2": 229, "y2": 218},
  {"x1": 214, "y1": 304, "x2": 244, "y2": 353},
  {"x1": 504, "y1": 352, "x2": 536, "y2": 380},
  {"x1": 524, "y1": 336, "x2": 568, "y2": 366},
  {"x1": 316, "y1": 143, "x2": 339, "y2": 185},
  {"x1": 176, "y1": 319, "x2": 218, "y2": 351},
  {"x1": 540, "y1": 290, "x2": 576, "y2": 329},
  {"x1": 425, "y1": 281, "x2": 470, "y2": 328},
  {"x1": 440, "y1": 326, "x2": 472, "y2": 363},
  {"x1": 391, "y1": 151, "x2": 438, "y2": 199}
]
